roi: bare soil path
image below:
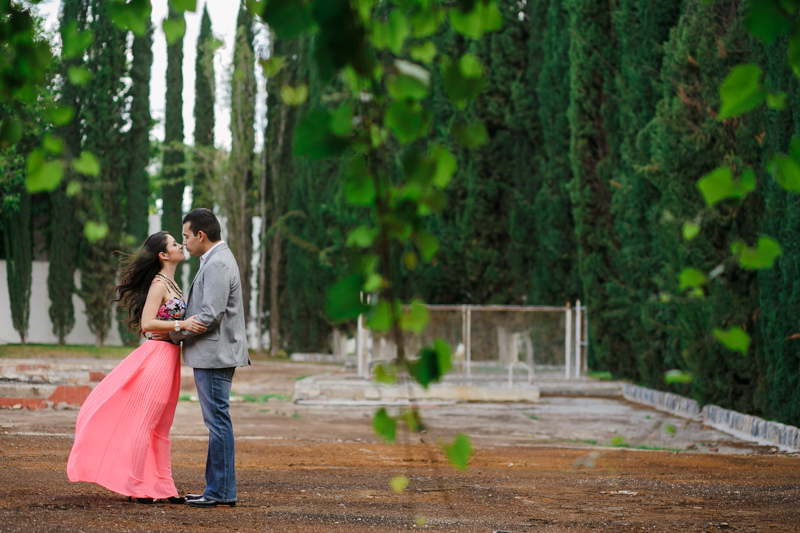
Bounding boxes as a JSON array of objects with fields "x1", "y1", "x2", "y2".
[{"x1": 1, "y1": 358, "x2": 799, "y2": 532}]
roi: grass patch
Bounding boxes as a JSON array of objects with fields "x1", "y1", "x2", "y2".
[
  {"x1": 0, "y1": 343, "x2": 133, "y2": 360},
  {"x1": 524, "y1": 413, "x2": 539, "y2": 420},
  {"x1": 178, "y1": 394, "x2": 192, "y2": 402},
  {"x1": 239, "y1": 393, "x2": 291, "y2": 403},
  {"x1": 586, "y1": 370, "x2": 614, "y2": 381}
]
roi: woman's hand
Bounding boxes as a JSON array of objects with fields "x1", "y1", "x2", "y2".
[{"x1": 180, "y1": 315, "x2": 207, "y2": 333}]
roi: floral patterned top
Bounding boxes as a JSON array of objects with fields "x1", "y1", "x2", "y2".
[{"x1": 156, "y1": 297, "x2": 186, "y2": 321}]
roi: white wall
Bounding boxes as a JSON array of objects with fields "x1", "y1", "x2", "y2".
[{"x1": 0, "y1": 214, "x2": 265, "y2": 347}]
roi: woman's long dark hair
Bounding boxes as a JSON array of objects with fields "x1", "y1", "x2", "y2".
[{"x1": 113, "y1": 231, "x2": 169, "y2": 335}]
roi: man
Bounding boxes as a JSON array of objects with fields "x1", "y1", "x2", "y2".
[{"x1": 168, "y1": 208, "x2": 250, "y2": 508}]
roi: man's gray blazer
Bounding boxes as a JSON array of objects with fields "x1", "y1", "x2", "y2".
[{"x1": 170, "y1": 242, "x2": 251, "y2": 369}]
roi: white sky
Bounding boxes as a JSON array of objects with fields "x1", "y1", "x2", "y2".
[{"x1": 36, "y1": 0, "x2": 269, "y2": 150}]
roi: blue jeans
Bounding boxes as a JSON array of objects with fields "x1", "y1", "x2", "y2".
[{"x1": 194, "y1": 367, "x2": 237, "y2": 502}]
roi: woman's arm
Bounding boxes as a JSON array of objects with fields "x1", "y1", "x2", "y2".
[{"x1": 140, "y1": 281, "x2": 205, "y2": 333}]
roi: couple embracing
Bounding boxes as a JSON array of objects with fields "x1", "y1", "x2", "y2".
[{"x1": 66, "y1": 208, "x2": 251, "y2": 508}]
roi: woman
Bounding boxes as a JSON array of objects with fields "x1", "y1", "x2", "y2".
[{"x1": 67, "y1": 232, "x2": 206, "y2": 504}]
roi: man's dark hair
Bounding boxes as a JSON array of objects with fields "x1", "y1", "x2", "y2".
[{"x1": 183, "y1": 208, "x2": 221, "y2": 242}]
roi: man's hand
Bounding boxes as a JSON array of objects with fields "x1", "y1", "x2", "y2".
[{"x1": 150, "y1": 331, "x2": 172, "y2": 341}]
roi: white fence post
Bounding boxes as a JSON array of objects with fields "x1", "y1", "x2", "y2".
[
  {"x1": 357, "y1": 312, "x2": 365, "y2": 378},
  {"x1": 574, "y1": 299, "x2": 582, "y2": 379},
  {"x1": 565, "y1": 305, "x2": 573, "y2": 379},
  {"x1": 466, "y1": 307, "x2": 472, "y2": 376}
]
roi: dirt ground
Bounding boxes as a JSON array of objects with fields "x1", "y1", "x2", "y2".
[{"x1": 1, "y1": 359, "x2": 799, "y2": 532}]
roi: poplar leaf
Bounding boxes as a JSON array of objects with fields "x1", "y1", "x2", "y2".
[
  {"x1": 665, "y1": 370, "x2": 693, "y2": 385},
  {"x1": 679, "y1": 268, "x2": 707, "y2": 291},
  {"x1": 373, "y1": 408, "x2": 396, "y2": 442},
  {"x1": 718, "y1": 64, "x2": 766, "y2": 120},
  {"x1": 162, "y1": 17, "x2": 186, "y2": 45},
  {"x1": 400, "y1": 300, "x2": 429, "y2": 334},
  {"x1": 713, "y1": 327, "x2": 751, "y2": 354},
  {"x1": 72, "y1": 152, "x2": 101, "y2": 177},
  {"x1": 390, "y1": 476, "x2": 410, "y2": 494},
  {"x1": 83, "y1": 220, "x2": 109, "y2": 243},
  {"x1": 442, "y1": 433, "x2": 473, "y2": 472},
  {"x1": 327, "y1": 274, "x2": 369, "y2": 321},
  {"x1": 682, "y1": 221, "x2": 700, "y2": 241},
  {"x1": 731, "y1": 236, "x2": 782, "y2": 269}
]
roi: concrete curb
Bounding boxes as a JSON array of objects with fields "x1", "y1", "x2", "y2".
[{"x1": 623, "y1": 384, "x2": 800, "y2": 452}]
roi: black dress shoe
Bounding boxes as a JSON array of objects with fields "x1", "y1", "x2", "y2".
[
  {"x1": 184, "y1": 494, "x2": 204, "y2": 500},
  {"x1": 136, "y1": 498, "x2": 154, "y2": 504},
  {"x1": 167, "y1": 496, "x2": 185, "y2": 504},
  {"x1": 186, "y1": 497, "x2": 236, "y2": 508}
]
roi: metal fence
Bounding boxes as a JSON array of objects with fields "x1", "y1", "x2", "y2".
[{"x1": 356, "y1": 302, "x2": 588, "y2": 384}]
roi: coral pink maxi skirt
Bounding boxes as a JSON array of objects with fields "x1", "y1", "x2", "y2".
[{"x1": 67, "y1": 340, "x2": 181, "y2": 499}]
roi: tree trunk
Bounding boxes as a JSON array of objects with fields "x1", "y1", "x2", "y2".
[{"x1": 269, "y1": 230, "x2": 282, "y2": 356}]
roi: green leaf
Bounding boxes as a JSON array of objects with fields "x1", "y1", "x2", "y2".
[
  {"x1": 26, "y1": 150, "x2": 64, "y2": 193},
  {"x1": 346, "y1": 225, "x2": 377, "y2": 248},
  {"x1": 442, "y1": 56, "x2": 486, "y2": 104},
  {"x1": 767, "y1": 91, "x2": 787, "y2": 110},
  {"x1": 279, "y1": 83, "x2": 308, "y2": 106},
  {"x1": 696, "y1": 166, "x2": 754, "y2": 205},
  {"x1": 745, "y1": 0, "x2": 791, "y2": 43},
  {"x1": 330, "y1": 105, "x2": 354, "y2": 137},
  {"x1": 385, "y1": 100, "x2": 432, "y2": 144},
  {"x1": 682, "y1": 221, "x2": 700, "y2": 241},
  {"x1": 400, "y1": 300, "x2": 429, "y2": 334},
  {"x1": 769, "y1": 155, "x2": 800, "y2": 191},
  {"x1": 46, "y1": 105, "x2": 75, "y2": 126},
  {"x1": 162, "y1": 16, "x2": 187, "y2": 45},
  {"x1": 258, "y1": 56, "x2": 286, "y2": 77},
  {"x1": 717, "y1": 64, "x2": 766, "y2": 120},
  {"x1": 413, "y1": 228, "x2": 439, "y2": 261},
  {"x1": 712, "y1": 327, "x2": 751, "y2": 354},
  {"x1": 390, "y1": 475, "x2": 410, "y2": 494},
  {"x1": 345, "y1": 156, "x2": 376, "y2": 205},
  {"x1": 731, "y1": 236, "x2": 782, "y2": 269},
  {"x1": 410, "y1": 42, "x2": 437, "y2": 64},
  {"x1": 67, "y1": 66, "x2": 91, "y2": 86},
  {"x1": 362, "y1": 272, "x2": 383, "y2": 292},
  {"x1": 374, "y1": 363, "x2": 397, "y2": 385},
  {"x1": 72, "y1": 152, "x2": 101, "y2": 177},
  {"x1": 84, "y1": 220, "x2": 109, "y2": 243},
  {"x1": 679, "y1": 267, "x2": 707, "y2": 291},
  {"x1": 449, "y1": 1, "x2": 503, "y2": 39},
  {"x1": 384, "y1": 10, "x2": 410, "y2": 55},
  {"x1": 372, "y1": 408, "x2": 396, "y2": 442},
  {"x1": 790, "y1": 22, "x2": 800, "y2": 77},
  {"x1": 109, "y1": 0, "x2": 152, "y2": 36},
  {"x1": 293, "y1": 109, "x2": 350, "y2": 159},
  {"x1": 367, "y1": 301, "x2": 394, "y2": 332},
  {"x1": 43, "y1": 135, "x2": 64, "y2": 155},
  {"x1": 169, "y1": 0, "x2": 198, "y2": 12},
  {"x1": 327, "y1": 274, "x2": 370, "y2": 321},
  {"x1": 410, "y1": 6, "x2": 444, "y2": 37},
  {"x1": 430, "y1": 145, "x2": 457, "y2": 189},
  {"x1": 407, "y1": 339, "x2": 451, "y2": 388},
  {"x1": 442, "y1": 433, "x2": 472, "y2": 472},
  {"x1": 664, "y1": 369, "x2": 693, "y2": 385},
  {"x1": 61, "y1": 22, "x2": 93, "y2": 59},
  {"x1": 451, "y1": 120, "x2": 488, "y2": 148},
  {"x1": 65, "y1": 181, "x2": 81, "y2": 197},
  {"x1": 0, "y1": 117, "x2": 23, "y2": 147},
  {"x1": 459, "y1": 54, "x2": 482, "y2": 78}
]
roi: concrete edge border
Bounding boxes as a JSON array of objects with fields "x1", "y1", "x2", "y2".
[{"x1": 623, "y1": 384, "x2": 800, "y2": 452}]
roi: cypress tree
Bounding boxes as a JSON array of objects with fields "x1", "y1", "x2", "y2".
[
  {"x1": 161, "y1": 7, "x2": 185, "y2": 241},
  {"x1": 48, "y1": 0, "x2": 85, "y2": 344},
  {"x1": 227, "y1": 1, "x2": 256, "y2": 324},
  {"x1": 79, "y1": 0, "x2": 128, "y2": 346},
  {"x1": 644, "y1": 0, "x2": 763, "y2": 412},
  {"x1": 528, "y1": 0, "x2": 581, "y2": 306},
  {"x1": 606, "y1": 0, "x2": 681, "y2": 384},
  {"x1": 757, "y1": 39, "x2": 800, "y2": 425},
  {"x1": 1, "y1": 164, "x2": 32, "y2": 345},
  {"x1": 189, "y1": 4, "x2": 215, "y2": 283},
  {"x1": 118, "y1": 14, "x2": 153, "y2": 346},
  {"x1": 565, "y1": 0, "x2": 622, "y2": 372},
  {"x1": 126, "y1": 16, "x2": 153, "y2": 245}
]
